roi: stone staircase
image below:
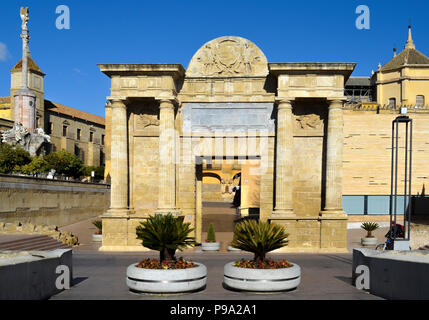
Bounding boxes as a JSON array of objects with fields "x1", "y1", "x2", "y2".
[{"x1": 0, "y1": 234, "x2": 70, "y2": 251}]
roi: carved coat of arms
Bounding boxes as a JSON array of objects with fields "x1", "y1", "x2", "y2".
[{"x1": 186, "y1": 36, "x2": 268, "y2": 77}]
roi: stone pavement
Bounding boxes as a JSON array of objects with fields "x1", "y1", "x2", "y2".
[
  {"x1": 53, "y1": 217, "x2": 389, "y2": 300},
  {"x1": 51, "y1": 251, "x2": 382, "y2": 300}
]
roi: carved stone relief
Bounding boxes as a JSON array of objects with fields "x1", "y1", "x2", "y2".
[{"x1": 186, "y1": 36, "x2": 269, "y2": 77}]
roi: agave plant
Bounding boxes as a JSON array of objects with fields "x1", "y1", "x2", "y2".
[
  {"x1": 230, "y1": 220, "x2": 289, "y2": 264},
  {"x1": 92, "y1": 220, "x2": 102, "y2": 234},
  {"x1": 360, "y1": 222, "x2": 380, "y2": 238},
  {"x1": 136, "y1": 213, "x2": 196, "y2": 262}
]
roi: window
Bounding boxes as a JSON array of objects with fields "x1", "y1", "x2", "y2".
[
  {"x1": 90, "y1": 131, "x2": 94, "y2": 143},
  {"x1": 416, "y1": 95, "x2": 425, "y2": 107},
  {"x1": 62, "y1": 125, "x2": 67, "y2": 137},
  {"x1": 388, "y1": 98, "x2": 396, "y2": 109},
  {"x1": 101, "y1": 134, "x2": 105, "y2": 145},
  {"x1": 77, "y1": 129, "x2": 81, "y2": 140}
]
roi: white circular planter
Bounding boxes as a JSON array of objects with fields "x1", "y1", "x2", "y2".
[
  {"x1": 227, "y1": 245, "x2": 241, "y2": 252},
  {"x1": 224, "y1": 261, "x2": 301, "y2": 292},
  {"x1": 126, "y1": 262, "x2": 207, "y2": 293},
  {"x1": 202, "y1": 242, "x2": 220, "y2": 251},
  {"x1": 92, "y1": 234, "x2": 102, "y2": 242},
  {"x1": 361, "y1": 237, "x2": 378, "y2": 246}
]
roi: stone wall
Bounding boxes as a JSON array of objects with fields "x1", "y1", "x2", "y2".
[
  {"x1": 343, "y1": 109, "x2": 429, "y2": 196},
  {"x1": 0, "y1": 174, "x2": 110, "y2": 226}
]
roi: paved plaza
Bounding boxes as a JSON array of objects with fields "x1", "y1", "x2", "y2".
[{"x1": 50, "y1": 217, "x2": 387, "y2": 300}]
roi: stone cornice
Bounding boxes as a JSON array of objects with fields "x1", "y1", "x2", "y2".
[
  {"x1": 269, "y1": 62, "x2": 356, "y2": 80},
  {"x1": 98, "y1": 64, "x2": 185, "y2": 79}
]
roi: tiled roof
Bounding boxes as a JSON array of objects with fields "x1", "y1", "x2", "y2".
[
  {"x1": 44, "y1": 100, "x2": 105, "y2": 126},
  {"x1": 346, "y1": 77, "x2": 371, "y2": 87},
  {"x1": 11, "y1": 56, "x2": 44, "y2": 74},
  {"x1": 380, "y1": 48, "x2": 429, "y2": 72},
  {"x1": 0, "y1": 97, "x2": 11, "y2": 105}
]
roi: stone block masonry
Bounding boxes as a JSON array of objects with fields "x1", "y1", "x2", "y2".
[{"x1": 0, "y1": 174, "x2": 110, "y2": 226}]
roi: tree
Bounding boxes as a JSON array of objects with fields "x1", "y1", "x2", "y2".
[
  {"x1": 44, "y1": 150, "x2": 84, "y2": 179},
  {"x1": 0, "y1": 143, "x2": 31, "y2": 174},
  {"x1": 20, "y1": 156, "x2": 49, "y2": 176}
]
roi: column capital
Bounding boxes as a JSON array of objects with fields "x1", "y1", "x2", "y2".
[
  {"x1": 157, "y1": 97, "x2": 179, "y2": 109},
  {"x1": 275, "y1": 98, "x2": 294, "y2": 110},
  {"x1": 327, "y1": 99, "x2": 345, "y2": 109},
  {"x1": 108, "y1": 97, "x2": 128, "y2": 108}
]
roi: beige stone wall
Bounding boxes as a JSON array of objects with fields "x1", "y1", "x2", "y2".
[
  {"x1": 0, "y1": 174, "x2": 110, "y2": 226},
  {"x1": 343, "y1": 109, "x2": 429, "y2": 195},
  {"x1": 46, "y1": 112, "x2": 105, "y2": 167}
]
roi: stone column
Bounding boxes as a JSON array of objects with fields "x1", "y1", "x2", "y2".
[
  {"x1": 321, "y1": 99, "x2": 345, "y2": 216},
  {"x1": 273, "y1": 99, "x2": 295, "y2": 216},
  {"x1": 156, "y1": 99, "x2": 178, "y2": 214},
  {"x1": 107, "y1": 98, "x2": 129, "y2": 215}
]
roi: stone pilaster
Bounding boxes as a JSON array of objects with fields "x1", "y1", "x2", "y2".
[
  {"x1": 106, "y1": 98, "x2": 129, "y2": 216},
  {"x1": 273, "y1": 99, "x2": 295, "y2": 217},
  {"x1": 321, "y1": 99, "x2": 346, "y2": 217},
  {"x1": 156, "y1": 99, "x2": 179, "y2": 214}
]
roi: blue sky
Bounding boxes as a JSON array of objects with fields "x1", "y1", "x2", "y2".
[{"x1": 0, "y1": 0, "x2": 428, "y2": 118}]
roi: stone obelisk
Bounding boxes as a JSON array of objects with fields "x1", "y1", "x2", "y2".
[{"x1": 14, "y1": 7, "x2": 36, "y2": 132}]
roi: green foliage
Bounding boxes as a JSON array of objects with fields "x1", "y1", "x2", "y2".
[
  {"x1": 44, "y1": 150, "x2": 84, "y2": 178},
  {"x1": 230, "y1": 220, "x2": 289, "y2": 263},
  {"x1": 84, "y1": 165, "x2": 105, "y2": 179},
  {"x1": 20, "y1": 156, "x2": 49, "y2": 175},
  {"x1": 136, "y1": 213, "x2": 195, "y2": 261},
  {"x1": 206, "y1": 223, "x2": 216, "y2": 242},
  {"x1": 361, "y1": 222, "x2": 380, "y2": 237},
  {"x1": 92, "y1": 220, "x2": 102, "y2": 233},
  {"x1": 0, "y1": 143, "x2": 31, "y2": 174}
]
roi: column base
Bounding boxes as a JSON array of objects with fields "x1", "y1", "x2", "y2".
[
  {"x1": 272, "y1": 209, "x2": 296, "y2": 218},
  {"x1": 104, "y1": 208, "x2": 130, "y2": 217},
  {"x1": 154, "y1": 208, "x2": 181, "y2": 216},
  {"x1": 319, "y1": 210, "x2": 348, "y2": 219}
]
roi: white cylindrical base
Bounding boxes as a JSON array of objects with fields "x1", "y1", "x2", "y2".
[
  {"x1": 126, "y1": 262, "x2": 207, "y2": 293},
  {"x1": 361, "y1": 237, "x2": 378, "y2": 246},
  {"x1": 202, "y1": 242, "x2": 220, "y2": 251},
  {"x1": 92, "y1": 234, "x2": 102, "y2": 242},
  {"x1": 224, "y1": 261, "x2": 301, "y2": 292}
]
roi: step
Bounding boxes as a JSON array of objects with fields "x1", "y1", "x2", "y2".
[
  {"x1": 0, "y1": 237, "x2": 57, "y2": 250},
  {"x1": 0, "y1": 235, "x2": 69, "y2": 251}
]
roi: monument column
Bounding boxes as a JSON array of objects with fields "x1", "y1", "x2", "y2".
[
  {"x1": 321, "y1": 99, "x2": 345, "y2": 216},
  {"x1": 107, "y1": 98, "x2": 129, "y2": 215},
  {"x1": 156, "y1": 99, "x2": 179, "y2": 214},
  {"x1": 273, "y1": 99, "x2": 295, "y2": 216}
]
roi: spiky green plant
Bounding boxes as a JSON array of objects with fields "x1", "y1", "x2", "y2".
[
  {"x1": 92, "y1": 220, "x2": 102, "y2": 234},
  {"x1": 361, "y1": 222, "x2": 380, "y2": 238},
  {"x1": 136, "y1": 213, "x2": 196, "y2": 262},
  {"x1": 230, "y1": 220, "x2": 289, "y2": 264},
  {"x1": 206, "y1": 223, "x2": 216, "y2": 242}
]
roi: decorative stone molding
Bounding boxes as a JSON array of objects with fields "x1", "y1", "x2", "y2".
[
  {"x1": 135, "y1": 114, "x2": 159, "y2": 129},
  {"x1": 295, "y1": 114, "x2": 323, "y2": 130}
]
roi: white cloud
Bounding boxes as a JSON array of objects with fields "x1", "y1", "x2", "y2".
[{"x1": 0, "y1": 42, "x2": 10, "y2": 62}]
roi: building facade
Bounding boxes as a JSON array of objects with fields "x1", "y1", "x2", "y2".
[
  {"x1": 99, "y1": 36, "x2": 354, "y2": 252},
  {"x1": 0, "y1": 55, "x2": 106, "y2": 167}
]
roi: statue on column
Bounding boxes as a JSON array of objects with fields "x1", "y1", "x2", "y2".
[
  {"x1": 20, "y1": 7, "x2": 29, "y2": 31},
  {"x1": 0, "y1": 7, "x2": 50, "y2": 157}
]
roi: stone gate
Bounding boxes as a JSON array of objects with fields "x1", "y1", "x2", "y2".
[{"x1": 98, "y1": 36, "x2": 355, "y2": 252}]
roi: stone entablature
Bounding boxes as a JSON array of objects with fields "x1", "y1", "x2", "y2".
[{"x1": 98, "y1": 36, "x2": 355, "y2": 252}]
